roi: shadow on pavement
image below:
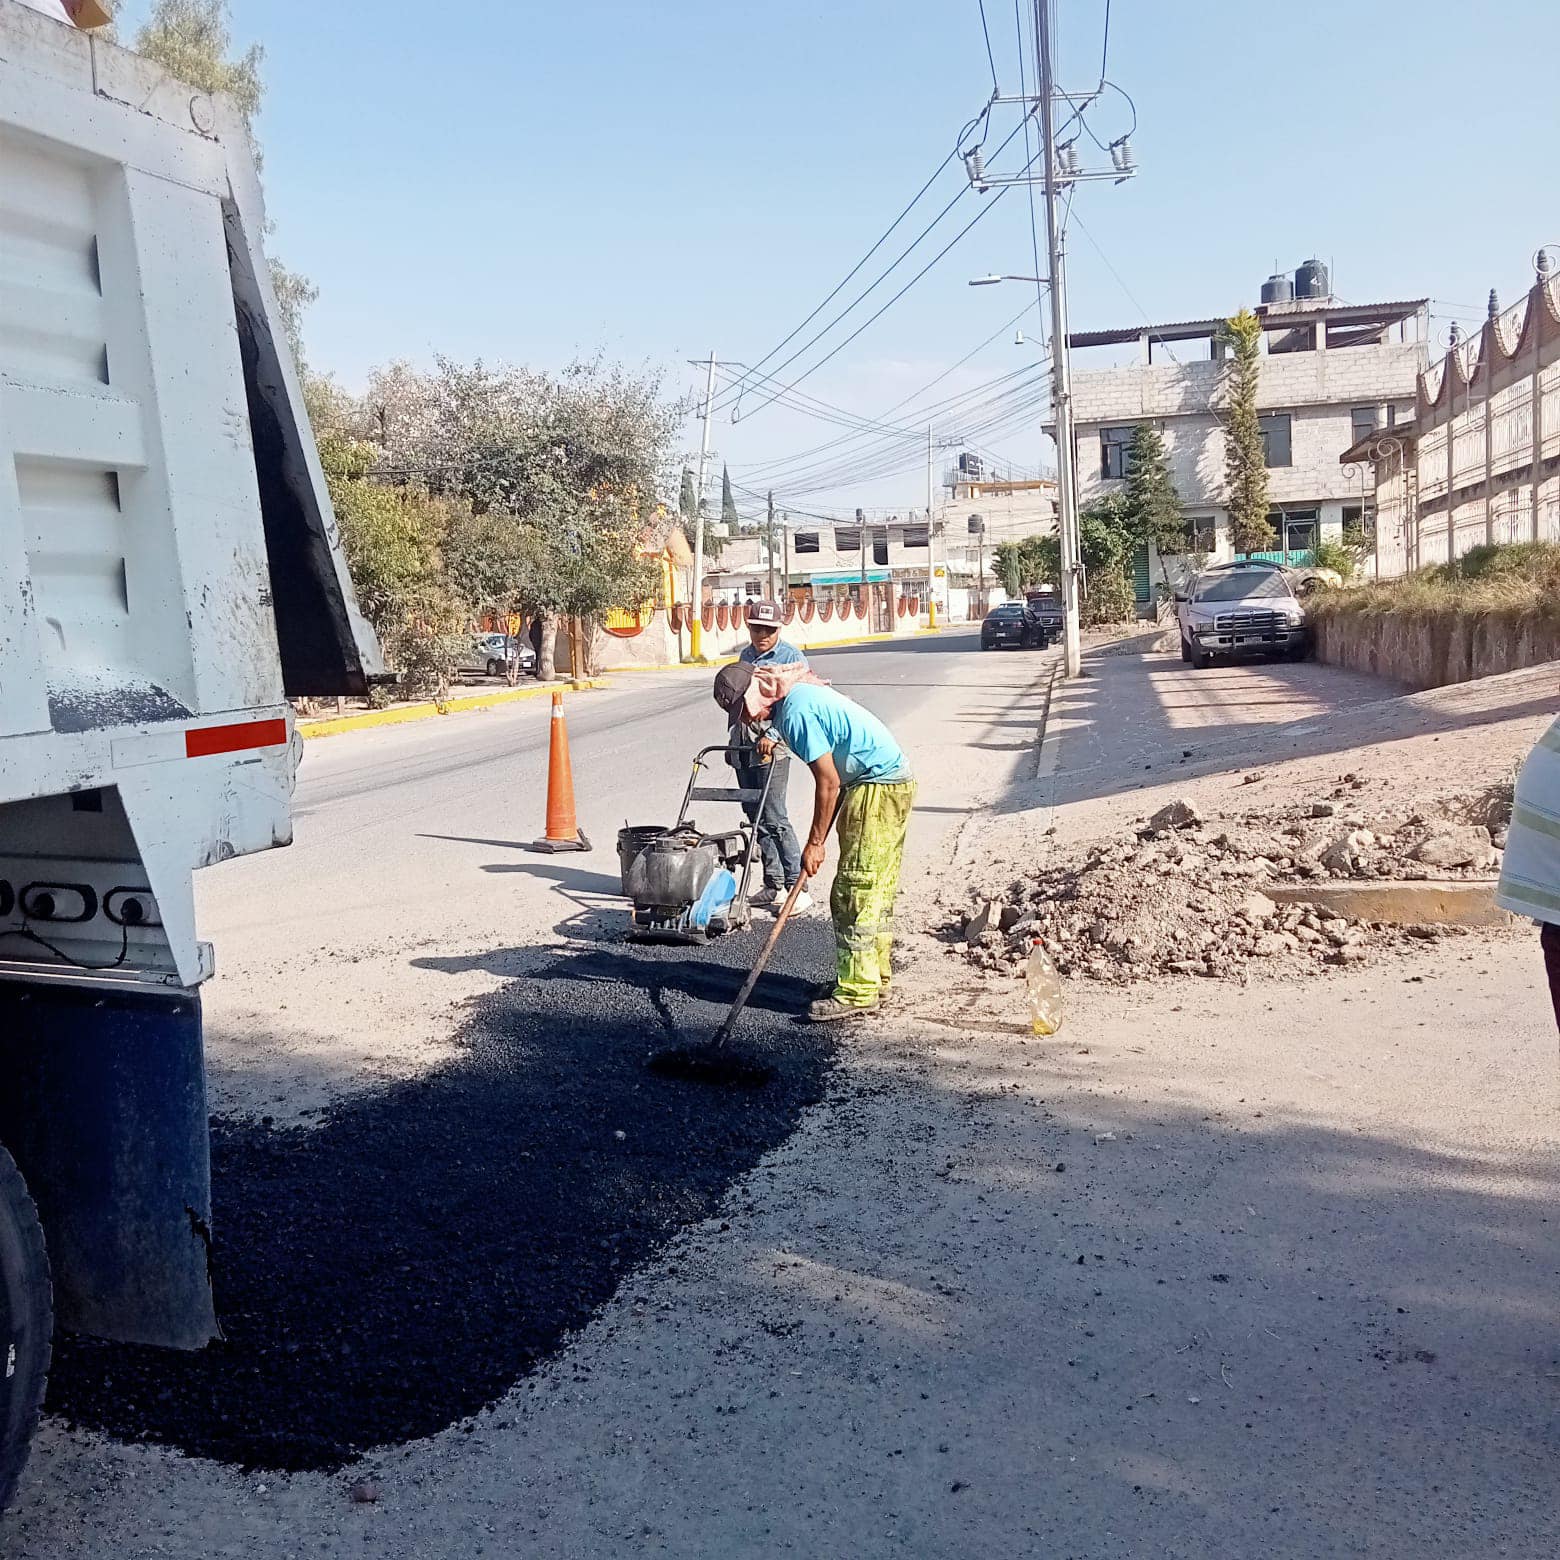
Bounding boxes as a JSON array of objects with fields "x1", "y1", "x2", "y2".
[{"x1": 46, "y1": 927, "x2": 838, "y2": 1472}]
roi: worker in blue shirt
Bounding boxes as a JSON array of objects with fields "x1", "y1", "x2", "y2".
[
  {"x1": 713, "y1": 657, "x2": 915, "y2": 1020},
  {"x1": 729, "y1": 601, "x2": 811, "y2": 915}
]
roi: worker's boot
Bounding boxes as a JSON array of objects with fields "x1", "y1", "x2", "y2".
[{"x1": 806, "y1": 994, "x2": 877, "y2": 1023}]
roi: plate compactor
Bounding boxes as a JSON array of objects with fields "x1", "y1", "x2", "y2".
[{"x1": 617, "y1": 744, "x2": 775, "y2": 944}]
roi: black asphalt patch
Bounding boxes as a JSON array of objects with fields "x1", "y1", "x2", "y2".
[{"x1": 45, "y1": 920, "x2": 838, "y2": 1471}]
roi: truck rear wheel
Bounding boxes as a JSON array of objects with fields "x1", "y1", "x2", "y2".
[{"x1": 0, "y1": 1144, "x2": 50, "y2": 1514}]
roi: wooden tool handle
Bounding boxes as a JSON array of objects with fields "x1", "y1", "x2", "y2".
[{"x1": 712, "y1": 795, "x2": 843, "y2": 1050}]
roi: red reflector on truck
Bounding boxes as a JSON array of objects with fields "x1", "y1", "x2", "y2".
[{"x1": 184, "y1": 718, "x2": 288, "y2": 758}]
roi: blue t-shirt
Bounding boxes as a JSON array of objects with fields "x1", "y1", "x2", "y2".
[
  {"x1": 739, "y1": 639, "x2": 807, "y2": 668},
  {"x1": 773, "y1": 683, "x2": 912, "y2": 788}
]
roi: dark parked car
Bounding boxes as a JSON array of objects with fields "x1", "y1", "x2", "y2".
[
  {"x1": 980, "y1": 601, "x2": 1046, "y2": 650},
  {"x1": 1025, "y1": 590, "x2": 1063, "y2": 643}
]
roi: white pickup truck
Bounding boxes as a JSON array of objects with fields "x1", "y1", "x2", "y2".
[{"x1": 0, "y1": 1, "x2": 381, "y2": 1508}]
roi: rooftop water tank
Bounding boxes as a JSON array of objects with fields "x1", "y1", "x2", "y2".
[
  {"x1": 1260, "y1": 272, "x2": 1294, "y2": 305},
  {"x1": 1295, "y1": 258, "x2": 1329, "y2": 300}
]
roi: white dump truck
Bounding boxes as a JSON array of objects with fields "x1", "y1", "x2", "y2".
[{"x1": 0, "y1": 2, "x2": 382, "y2": 1507}]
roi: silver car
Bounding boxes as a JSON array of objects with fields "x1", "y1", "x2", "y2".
[
  {"x1": 455, "y1": 632, "x2": 536, "y2": 679},
  {"x1": 1174, "y1": 562, "x2": 1311, "y2": 670}
]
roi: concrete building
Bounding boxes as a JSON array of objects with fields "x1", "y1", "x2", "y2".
[
  {"x1": 1065, "y1": 263, "x2": 1427, "y2": 599},
  {"x1": 1341, "y1": 258, "x2": 1560, "y2": 578},
  {"x1": 703, "y1": 518, "x2": 939, "y2": 630},
  {"x1": 937, "y1": 467, "x2": 1057, "y2": 617},
  {"x1": 704, "y1": 471, "x2": 1057, "y2": 622}
]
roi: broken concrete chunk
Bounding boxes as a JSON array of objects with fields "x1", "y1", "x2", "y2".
[
  {"x1": 997, "y1": 904, "x2": 1023, "y2": 932},
  {"x1": 963, "y1": 900, "x2": 995, "y2": 941},
  {"x1": 1254, "y1": 931, "x2": 1300, "y2": 956},
  {"x1": 1411, "y1": 825, "x2": 1494, "y2": 869},
  {"x1": 1147, "y1": 799, "x2": 1204, "y2": 832},
  {"x1": 1237, "y1": 890, "x2": 1277, "y2": 922},
  {"x1": 1310, "y1": 801, "x2": 1337, "y2": 819}
]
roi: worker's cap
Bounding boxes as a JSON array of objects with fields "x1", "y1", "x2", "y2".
[
  {"x1": 745, "y1": 600, "x2": 783, "y2": 627},
  {"x1": 711, "y1": 661, "x2": 754, "y2": 715}
]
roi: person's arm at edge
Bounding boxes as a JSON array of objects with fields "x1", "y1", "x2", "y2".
[{"x1": 801, "y1": 752, "x2": 842, "y2": 879}]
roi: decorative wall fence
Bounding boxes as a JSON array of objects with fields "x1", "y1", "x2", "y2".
[
  {"x1": 1366, "y1": 264, "x2": 1560, "y2": 576},
  {"x1": 592, "y1": 595, "x2": 927, "y2": 670}
]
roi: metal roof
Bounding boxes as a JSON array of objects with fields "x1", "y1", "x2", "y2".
[
  {"x1": 1337, "y1": 423, "x2": 1418, "y2": 464},
  {"x1": 1069, "y1": 299, "x2": 1428, "y2": 350}
]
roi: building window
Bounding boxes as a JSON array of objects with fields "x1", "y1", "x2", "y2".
[
  {"x1": 901, "y1": 523, "x2": 929, "y2": 548},
  {"x1": 871, "y1": 533, "x2": 889, "y2": 566},
  {"x1": 1341, "y1": 503, "x2": 1374, "y2": 547},
  {"x1": 1189, "y1": 515, "x2": 1216, "y2": 552},
  {"x1": 1258, "y1": 412, "x2": 1291, "y2": 468},
  {"x1": 1273, "y1": 508, "x2": 1317, "y2": 556},
  {"x1": 1351, "y1": 405, "x2": 1380, "y2": 445},
  {"x1": 967, "y1": 514, "x2": 985, "y2": 535},
  {"x1": 793, "y1": 530, "x2": 820, "y2": 554},
  {"x1": 834, "y1": 525, "x2": 860, "y2": 552},
  {"x1": 744, "y1": 579, "x2": 762, "y2": 598},
  {"x1": 1100, "y1": 425, "x2": 1134, "y2": 480}
]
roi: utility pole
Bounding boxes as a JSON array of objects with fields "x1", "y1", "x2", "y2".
[
  {"x1": 1036, "y1": 0, "x2": 1081, "y2": 678},
  {"x1": 765, "y1": 490, "x2": 777, "y2": 602},
  {"x1": 689, "y1": 350, "x2": 716, "y2": 660},
  {"x1": 782, "y1": 511, "x2": 792, "y2": 604},
  {"x1": 856, "y1": 507, "x2": 868, "y2": 607},
  {"x1": 926, "y1": 423, "x2": 938, "y2": 626}
]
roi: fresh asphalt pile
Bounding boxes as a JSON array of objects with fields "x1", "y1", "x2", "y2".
[{"x1": 46, "y1": 920, "x2": 839, "y2": 1472}]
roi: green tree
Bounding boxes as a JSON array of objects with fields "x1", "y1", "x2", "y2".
[
  {"x1": 319, "y1": 437, "x2": 469, "y2": 696},
  {"x1": 720, "y1": 465, "x2": 739, "y2": 531},
  {"x1": 365, "y1": 355, "x2": 680, "y2": 678},
  {"x1": 993, "y1": 534, "x2": 1059, "y2": 594},
  {"x1": 678, "y1": 463, "x2": 725, "y2": 564},
  {"x1": 133, "y1": 0, "x2": 314, "y2": 367},
  {"x1": 1075, "y1": 494, "x2": 1139, "y2": 627},
  {"x1": 1218, "y1": 309, "x2": 1272, "y2": 554},
  {"x1": 1124, "y1": 423, "x2": 1186, "y2": 554}
]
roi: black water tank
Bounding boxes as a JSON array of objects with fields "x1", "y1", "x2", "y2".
[
  {"x1": 1295, "y1": 258, "x2": 1329, "y2": 300},
  {"x1": 1260, "y1": 272, "x2": 1294, "y2": 305}
]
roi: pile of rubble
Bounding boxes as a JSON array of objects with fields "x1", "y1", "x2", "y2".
[{"x1": 954, "y1": 773, "x2": 1512, "y2": 986}]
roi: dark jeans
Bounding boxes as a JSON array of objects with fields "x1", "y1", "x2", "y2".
[
  {"x1": 736, "y1": 757, "x2": 802, "y2": 890},
  {"x1": 1543, "y1": 923, "x2": 1560, "y2": 1036}
]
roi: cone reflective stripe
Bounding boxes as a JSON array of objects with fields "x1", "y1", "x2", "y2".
[{"x1": 529, "y1": 692, "x2": 590, "y2": 853}]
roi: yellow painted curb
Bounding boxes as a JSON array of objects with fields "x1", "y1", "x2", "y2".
[{"x1": 298, "y1": 680, "x2": 604, "y2": 739}]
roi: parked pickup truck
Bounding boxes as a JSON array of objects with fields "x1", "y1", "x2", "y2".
[
  {"x1": 1174, "y1": 561, "x2": 1312, "y2": 670},
  {"x1": 0, "y1": 2, "x2": 381, "y2": 1511}
]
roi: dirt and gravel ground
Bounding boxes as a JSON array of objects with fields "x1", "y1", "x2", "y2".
[{"x1": 8, "y1": 637, "x2": 1560, "y2": 1558}]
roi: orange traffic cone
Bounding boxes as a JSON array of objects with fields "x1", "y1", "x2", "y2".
[{"x1": 529, "y1": 692, "x2": 590, "y2": 853}]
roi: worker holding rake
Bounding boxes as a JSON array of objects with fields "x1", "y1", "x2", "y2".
[{"x1": 713, "y1": 661, "x2": 915, "y2": 1021}]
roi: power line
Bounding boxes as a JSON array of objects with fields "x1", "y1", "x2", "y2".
[
  {"x1": 977, "y1": 0, "x2": 1001, "y2": 92},
  {"x1": 713, "y1": 148, "x2": 960, "y2": 413},
  {"x1": 717, "y1": 110, "x2": 1038, "y2": 421},
  {"x1": 734, "y1": 360, "x2": 1051, "y2": 492},
  {"x1": 729, "y1": 136, "x2": 1055, "y2": 423},
  {"x1": 731, "y1": 301, "x2": 1037, "y2": 482}
]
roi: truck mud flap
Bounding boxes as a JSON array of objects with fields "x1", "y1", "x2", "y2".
[{"x1": 0, "y1": 982, "x2": 218, "y2": 1350}]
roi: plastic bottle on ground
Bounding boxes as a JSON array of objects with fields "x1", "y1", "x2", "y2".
[{"x1": 1025, "y1": 939, "x2": 1065, "y2": 1035}]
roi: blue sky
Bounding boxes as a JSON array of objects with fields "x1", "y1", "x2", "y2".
[{"x1": 85, "y1": 1, "x2": 1560, "y2": 515}]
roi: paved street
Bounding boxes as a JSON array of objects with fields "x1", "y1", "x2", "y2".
[
  {"x1": 10, "y1": 635, "x2": 1560, "y2": 1560},
  {"x1": 189, "y1": 628, "x2": 1053, "y2": 1118}
]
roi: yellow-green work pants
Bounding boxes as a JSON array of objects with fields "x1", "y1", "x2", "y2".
[{"x1": 831, "y1": 781, "x2": 916, "y2": 1006}]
